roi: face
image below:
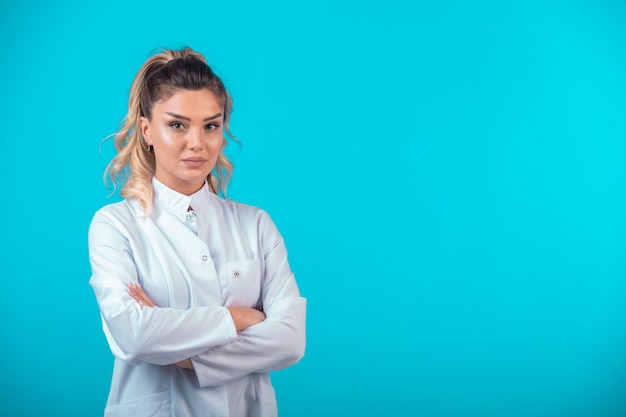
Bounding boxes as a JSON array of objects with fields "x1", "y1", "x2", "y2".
[{"x1": 140, "y1": 89, "x2": 224, "y2": 195}]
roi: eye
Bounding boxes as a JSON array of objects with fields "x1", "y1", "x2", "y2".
[
  {"x1": 170, "y1": 122, "x2": 186, "y2": 130},
  {"x1": 205, "y1": 122, "x2": 220, "y2": 131}
]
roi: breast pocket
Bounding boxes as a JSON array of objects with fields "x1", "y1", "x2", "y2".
[{"x1": 226, "y1": 260, "x2": 262, "y2": 307}]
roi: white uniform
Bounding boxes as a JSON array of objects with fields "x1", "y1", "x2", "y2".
[{"x1": 88, "y1": 178, "x2": 306, "y2": 417}]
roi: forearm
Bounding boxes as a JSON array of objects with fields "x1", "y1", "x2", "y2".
[
  {"x1": 89, "y1": 215, "x2": 239, "y2": 366},
  {"x1": 191, "y1": 297, "x2": 306, "y2": 387},
  {"x1": 95, "y1": 284, "x2": 237, "y2": 366},
  {"x1": 121, "y1": 284, "x2": 267, "y2": 367}
]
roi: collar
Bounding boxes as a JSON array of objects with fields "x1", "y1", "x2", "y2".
[{"x1": 152, "y1": 178, "x2": 212, "y2": 215}]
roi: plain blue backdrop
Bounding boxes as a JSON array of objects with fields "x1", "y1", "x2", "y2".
[{"x1": 1, "y1": 1, "x2": 626, "y2": 416}]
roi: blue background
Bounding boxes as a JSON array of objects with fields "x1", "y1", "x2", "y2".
[{"x1": 1, "y1": 0, "x2": 626, "y2": 416}]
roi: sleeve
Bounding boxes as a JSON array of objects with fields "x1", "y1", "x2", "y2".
[
  {"x1": 88, "y1": 211, "x2": 238, "y2": 366},
  {"x1": 190, "y1": 212, "x2": 307, "y2": 387}
]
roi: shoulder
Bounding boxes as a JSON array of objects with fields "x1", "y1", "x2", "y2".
[
  {"x1": 210, "y1": 194, "x2": 270, "y2": 224},
  {"x1": 89, "y1": 199, "x2": 143, "y2": 232},
  {"x1": 209, "y1": 194, "x2": 282, "y2": 241}
]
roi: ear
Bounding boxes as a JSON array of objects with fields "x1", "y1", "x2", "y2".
[{"x1": 139, "y1": 116, "x2": 152, "y2": 145}]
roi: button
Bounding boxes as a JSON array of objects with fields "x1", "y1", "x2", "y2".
[
  {"x1": 232, "y1": 270, "x2": 241, "y2": 278},
  {"x1": 201, "y1": 255, "x2": 208, "y2": 261},
  {"x1": 186, "y1": 214, "x2": 194, "y2": 221}
]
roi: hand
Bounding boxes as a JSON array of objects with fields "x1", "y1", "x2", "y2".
[
  {"x1": 127, "y1": 282, "x2": 157, "y2": 308},
  {"x1": 174, "y1": 358, "x2": 194, "y2": 369},
  {"x1": 227, "y1": 306, "x2": 267, "y2": 332}
]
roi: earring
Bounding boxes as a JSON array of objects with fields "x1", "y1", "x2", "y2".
[{"x1": 148, "y1": 144, "x2": 153, "y2": 152}]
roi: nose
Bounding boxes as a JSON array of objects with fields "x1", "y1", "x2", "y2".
[{"x1": 187, "y1": 128, "x2": 204, "y2": 151}]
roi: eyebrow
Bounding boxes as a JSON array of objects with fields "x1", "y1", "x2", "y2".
[{"x1": 165, "y1": 112, "x2": 223, "y2": 121}]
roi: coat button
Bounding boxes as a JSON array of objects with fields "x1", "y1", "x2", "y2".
[{"x1": 201, "y1": 255, "x2": 208, "y2": 261}]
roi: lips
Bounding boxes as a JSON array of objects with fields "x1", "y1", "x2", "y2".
[{"x1": 182, "y1": 157, "x2": 207, "y2": 167}]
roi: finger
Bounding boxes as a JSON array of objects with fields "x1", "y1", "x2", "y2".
[
  {"x1": 127, "y1": 283, "x2": 157, "y2": 307},
  {"x1": 127, "y1": 283, "x2": 149, "y2": 305},
  {"x1": 175, "y1": 359, "x2": 194, "y2": 369},
  {"x1": 129, "y1": 290, "x2": 151, "y2": 307},
  {"x1": 127, "y1": 289, "x2": 144, "y2": 304}
]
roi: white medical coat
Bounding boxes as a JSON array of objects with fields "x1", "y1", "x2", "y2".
[{"x1": 88, "y1": 179, "x2": 306, "y2": 417}]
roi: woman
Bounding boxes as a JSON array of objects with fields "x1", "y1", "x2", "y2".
[{"x1": 88, "y1": 47, "x2": 306, "y2": 417}]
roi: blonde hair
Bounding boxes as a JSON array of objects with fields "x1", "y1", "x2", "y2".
[{"x1": 105, "y1": 47, "x2": 237, "y2": 215}]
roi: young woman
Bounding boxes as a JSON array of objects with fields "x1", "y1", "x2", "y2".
[{"x1": 88, "y1": 47, "x2": 306, "y2": 417}]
